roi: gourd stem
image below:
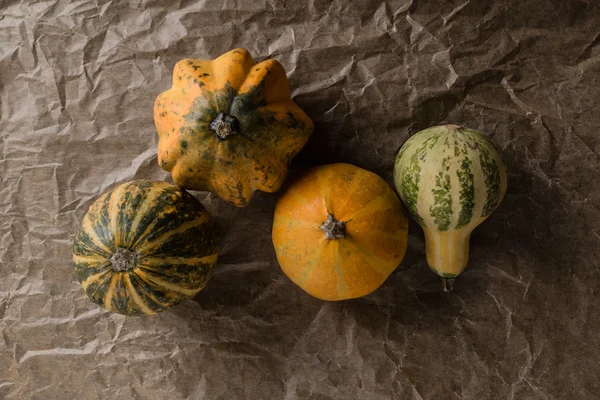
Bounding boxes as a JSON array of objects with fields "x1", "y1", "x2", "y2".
[
  {"x1": 442, "y1": 278, "x2": 456, "y2": 292},
  {"x1": 110, "y1": 247, "x2": 137, "y2": 272},
  {"x1": 210, "y1": 112, "x2": 239, "y2": 140},
  {"x1": 320, "y1": 214, "x2": 345, "y2": 240},
  {"x1": 445, "y1": 124, "x2": 462, "y2": 131}
]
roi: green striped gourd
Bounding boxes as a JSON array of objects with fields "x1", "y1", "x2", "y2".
[
  {"x1": 73, "y1": 180, "x2": 219, "y2": 315},
  {"x1": 393, "y1": 125, "x2": 507, "y2": 290}
]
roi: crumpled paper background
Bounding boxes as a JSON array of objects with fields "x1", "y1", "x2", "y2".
[{"x1": 1, "y1": 0, "x2": 599, "y2": 398}]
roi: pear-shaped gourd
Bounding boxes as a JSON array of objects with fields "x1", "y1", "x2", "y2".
[{"x1": 394, "y1": 125, "x2": 507, "y2": 290}]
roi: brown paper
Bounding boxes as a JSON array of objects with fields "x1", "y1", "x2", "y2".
[{"x1": 1, "y1": 0, "x2": 599, "y2": 398}]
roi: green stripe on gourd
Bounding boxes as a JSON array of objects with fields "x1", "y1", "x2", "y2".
[
  {"x1": 429, "y1": 160, "x2": 452, "y2": 231},
  {"x1": 393, "y1": 125, "x2": 507, "y2": 286},
  {"x1": 479, "y1": 146, "x2": 502, "y2": 217},
  {"x1": 397, "y1": 151, "x2": 423, "y2": 223},
  {"x1": 84, "y1": 271, "x2": 114, "y2": 305},
  {"x1": 128, "y1": 272, "x2": 176, "y2": 311},
  {"x1": 456, "y1": 156, "x2": 475, "y2": 229},
  {"x1": 460, "y1": 129, "x2": 503, "y2": 217},
  {"x1": 109, "y1": 274, "x2": 133, "y2": 313},
  {"x1": 394, "y1": 131, "x2": 444, "y2": 224}
]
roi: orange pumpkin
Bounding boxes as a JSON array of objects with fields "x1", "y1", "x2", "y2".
[
  {"x1": 154, "y1": 48, "x2": 314, "y2": 207},
  {"x1": 272, "y1": 163, "x2": 409, "y2": 301}
]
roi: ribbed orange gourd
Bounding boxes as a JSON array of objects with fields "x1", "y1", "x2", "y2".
[
  {"x1": 272, "y1": 163, "x2": 409, "y2": 301},
  {"x1": 154, "y1": 48, "x2": 314, "y2": 207}
]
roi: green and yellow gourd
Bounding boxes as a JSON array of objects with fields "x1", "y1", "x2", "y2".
[
  {"x1": 394, "y1": 125, "x2": 507, "y2": 290},
  {"x1": 73, "y1": 180, "x2": 219, "y2": 315},
  {"x1": 154, "y1": 48, "x2": 314, "y2": 207}
]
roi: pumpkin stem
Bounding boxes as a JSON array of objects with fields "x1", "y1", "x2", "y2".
[
  {"x1": 320, "y1": 214, "x2": 346, "y2": 240},
  {"x1": 210, "y1": 112, "x2": 239, "y2": 140},
  {"x1": 110, "y1": 247, "x2": 138, "y2": 272},
  {"x1": 442, "y1": 278, "x2": 456, "y2": 292}
]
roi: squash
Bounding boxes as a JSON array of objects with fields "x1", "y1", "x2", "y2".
[
  {"x1": 73, "y1": 180, "x2": 219, "y2": 315},
  {"x1": 154, "y1": 48, "x2": 314, "y2": 207},
  {"x1": 393, "y1": 125, "x2": 507, "y2": 290},
  {"x1": 272, "y1": 163, "x2": 409, "y2": 301}
]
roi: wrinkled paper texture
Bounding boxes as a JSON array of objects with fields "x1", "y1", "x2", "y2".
[{"x1": 1, "y1": 0, "x2": 600, "y2": 399}]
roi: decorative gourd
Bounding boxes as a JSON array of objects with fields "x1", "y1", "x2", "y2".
[
  {"x1": 393, "y1": 125, "x2": 507, "y2": 290},
  {"x1": 73, "y1": 180, "x2": 219, "y2": 315},
  {"x1": 272, "y1": 163, "x2": 409, "y2": 301},
  {"x1": 154, "y1": 48, "x2": 314, "y2": 207}
]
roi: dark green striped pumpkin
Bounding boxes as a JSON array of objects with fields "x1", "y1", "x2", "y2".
[{"x1": 73, "y1": 180, "x2": 218, "y2": 315}]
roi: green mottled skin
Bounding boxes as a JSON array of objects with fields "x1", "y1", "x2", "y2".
[
  {"x1": 395, "y1": 125, "x2": 506, "y2": 231},
  {"x1": 461, "y1": 130, "x2": 503, "y2": 216},
  {"x1": 73, "y1": 259, "x2": 110, "y2": 287},
  {"x1": 455, "y1": 156, "x2": 475, "y2": 229},
  {"x1": 479, "y1": 147, "x2": 502, "y2": 217},
  {"x1": 73, "y1": 229, "x2": 111, "y2": 259},
  {"x1": 429, "y1": 162, "x2": 452, "y2": 231},
  {"x1": 394, "y1": 125, "x2": 506, "y2": 280},
  {"x1": 128, "y1": 272, "x2": 178, "y2": 313},
  {"x1": 395, "y1": 132, "x2": 444, "y2": 224},
  {"x1": 82, "y1": 270, "x2": 113, "y2": 305},
  {"x1": 398, "y1": 152, "x2": 423, "y2": 223},
  {"x1": 73, "y1": 180, "x2": 219, "y2": 316}
]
